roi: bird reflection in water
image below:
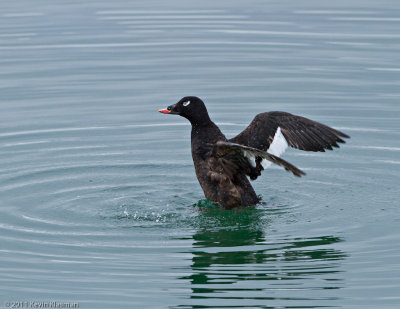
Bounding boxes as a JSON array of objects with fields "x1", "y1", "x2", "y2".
[{"x1": 178, "y1": 205, "x2": 347, "y2": 308}]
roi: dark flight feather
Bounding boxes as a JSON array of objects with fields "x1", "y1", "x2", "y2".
[
  {"x1": 230, "y1": 111, "x2": 349, "y2": 152},
  {"x1": 211, "y1": 141, "x2": 306, "y2": 178}
]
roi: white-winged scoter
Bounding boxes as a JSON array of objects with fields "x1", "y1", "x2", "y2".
[{"x1": 158, "y1": 96, "x2": 349, "y2": 209}]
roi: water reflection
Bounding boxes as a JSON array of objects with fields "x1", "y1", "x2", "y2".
[{"x1": 178, "y1": 207, "x2": 347, "y2": 308}]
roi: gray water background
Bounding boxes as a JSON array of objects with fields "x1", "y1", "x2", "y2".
[{"x1": 1, "y1": 0, "x2": 399, "y2": 308}]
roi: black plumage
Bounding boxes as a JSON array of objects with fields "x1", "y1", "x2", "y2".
[
  {"x1": 158, "y1": 96, "x2": 349, "y2": 209},
  {"x1": 230, "y1": 112, "x2": 348, "y2": 152}
]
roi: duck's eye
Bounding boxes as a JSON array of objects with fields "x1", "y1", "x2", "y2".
[{"x1": 183, "y1": 101, "x2": 191, "y2": 107}]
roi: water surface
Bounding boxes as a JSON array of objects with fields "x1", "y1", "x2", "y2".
[{"x1": 1, "y1": 0, "x2": 399, "y2": 308}]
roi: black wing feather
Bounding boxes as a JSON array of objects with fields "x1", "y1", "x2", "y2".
[
  {"x1": 212, "y1": 141, "x2": 306, "y2": 179},
  {"x1": 229, "y1": 111, "x2": 349, "y2": 152}
]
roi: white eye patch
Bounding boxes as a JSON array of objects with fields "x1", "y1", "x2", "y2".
[{"x1": 183, "y1": 101, "x2": 191, "y2": 107}]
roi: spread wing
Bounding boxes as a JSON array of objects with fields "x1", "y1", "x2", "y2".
[
  {"x1": 229, "y1": 112, "x2": 350, "y2": 155},
  {"x1": 210, "y1": 141, "x2": 305, "y2": 180}
]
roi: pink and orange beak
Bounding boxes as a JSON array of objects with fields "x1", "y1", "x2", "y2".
[
  {"x1": 158, "y1": 108, "x2": 171, "y2": 114},
  {"x1": 158, "y1": 104, "x2": 179, "y2": 115}
]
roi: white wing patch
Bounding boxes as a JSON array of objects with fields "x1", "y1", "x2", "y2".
[
  {"x1": 241, "y1": 127, "x2": 288, "y2": 170},
  {"x1": 267, "y1": 127, "x2": 288, "y2": 156},
  {"x1": 242, "y1": 150, "x2": 256, "y2": 168},
  {"x1": 262, "y1": 127, "x2": 289, "y2": 169}
]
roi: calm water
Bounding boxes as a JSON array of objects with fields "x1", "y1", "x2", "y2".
[{"x1": 1, "y1": 0, "x2": 400, "y2": 308}]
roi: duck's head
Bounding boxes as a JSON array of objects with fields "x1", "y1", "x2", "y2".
[{"x1": 158, "y1": 96, "x2": 211, "y2": 125}]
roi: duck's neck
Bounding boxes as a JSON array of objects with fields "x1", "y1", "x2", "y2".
[
  {"x1": 188, "y1": 113, "x2": 212, "y2": 127},
  {"x1": 190, "y1": 116, "x2": 214, "y2": 137},
  {"x1": 190, "y1": 118, "x2": 226, "y2": 145}
]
